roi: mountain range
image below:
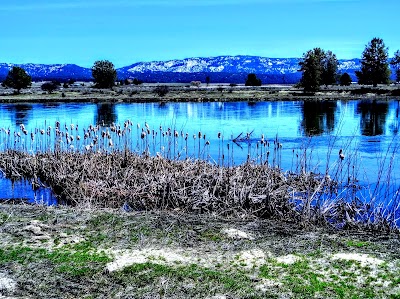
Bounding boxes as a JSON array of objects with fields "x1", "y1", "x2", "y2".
[{"x1": 0, "y1": 56, "x2": 363, "y2": 84}]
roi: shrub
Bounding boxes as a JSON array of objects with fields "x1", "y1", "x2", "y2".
[
  {"x1": 41, "y1": 82, "x2": 59, "y2": 94},
  {"x1": 339, "y1": 73, "x2": 352, "y2": 86},
  {"x1": 245, "y1": 74, "x2": 262, "y2": 86},
  {"x1": 154, "y1": 86, "x2": 169, "y2": 97}
]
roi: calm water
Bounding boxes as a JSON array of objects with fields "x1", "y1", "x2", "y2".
[{"x1": 0, "y1": 99, "x2": 399, "y2": 204}]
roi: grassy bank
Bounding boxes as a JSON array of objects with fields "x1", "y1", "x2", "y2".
[
  {"x1": 1, "y1": 83, "x2": 400, "y2": 103},
  {"x1": 0, "y1": 204, "x2": 399, "y2": 298}
]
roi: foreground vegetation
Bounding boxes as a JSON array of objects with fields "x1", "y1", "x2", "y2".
[{"x1": 0, "y1": 204, "x2": 399, "y2": 298}]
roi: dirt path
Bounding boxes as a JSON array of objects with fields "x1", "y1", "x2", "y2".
[{"x1": 0, "y1": 203, "x2": 399, "y2": 298}]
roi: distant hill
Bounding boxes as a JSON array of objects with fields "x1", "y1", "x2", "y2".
[{"x1": 0, "y1": 56, "x2": 365, "y2": 84}]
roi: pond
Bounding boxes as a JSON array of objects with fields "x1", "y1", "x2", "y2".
[{"x1": 0, "y1": 99, "x2": 399, "y2": 206}]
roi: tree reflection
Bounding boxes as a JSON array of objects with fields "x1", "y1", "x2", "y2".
[
  {"x1": 389, "y1": 100, "x2": 399, "y2": 135},
  {"x1": 10, "y1": 104, "x2": 32, "y2": 126},
  {"x1": 356, "y1": 100, "x2": 389, "y2": 136},
  {"x1": 95, "y1": 103, "x2": 117, "y2": 126},
  {"x1": 300, "y1": 101, "x2": 337, "y2": 136}
]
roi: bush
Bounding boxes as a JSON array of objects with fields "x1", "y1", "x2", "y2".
[
  {"x1": 154, "y1": 86, "x2": 169, "y2": 97},
  {"x1": 245, "y1": 74, "x2": 262, "y2": 86},
  {"x1": 339, "y1": 73, "x2": 352, "y2": 86},
  {"x1": 41, "y1": 82, "x2": 59, "y2": 94},
  {"x1": 133, "y1": 78, "x2": 143, "y2": 85}
]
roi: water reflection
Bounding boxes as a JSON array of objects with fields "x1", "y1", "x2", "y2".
[
  {"x1": 95, "y1": 103, "x2": 117, "y2": 126},
  {"x1": 10, "y1": 104, "x2": 33, "y2": 126},
  {"x1": 0, "y1": 99, "x2": 399, "y2": 205},
  {"x1": 389, "y1": 100, "x2": 400, "y2": 135},
  {"x1": 356, "y1": 100, "x2": 389, "y2": 136},
  {"x1": 300, "y1": 101, "x2": 337, "y2": 136}
]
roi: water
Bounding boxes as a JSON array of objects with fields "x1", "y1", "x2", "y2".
[{"x1": 0, "y1": 99, "x2": 399, "y2": 205}]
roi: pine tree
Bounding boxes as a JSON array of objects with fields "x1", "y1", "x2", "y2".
[
  {"x1": 92, "y1": 60, "x2": 117, "y2": 88},
  {"x1": 3, "y1": 66, "x2": 32, "y2": 93},
  {"x1": 245, "y1": 73, "x2": 262, "y2": 86},
  {"x1": 322, "y1": 51, "x2": 338, "y2": 86},
  {"x1": 299, "y1": 48, "x2": 326, "y2": 92},
  {"x1": 390, "y1": 50, "x2": 400, "y2": 83},
  {"x1": 356, "y1": 38, "x2": 390, "y2": 86},
  {"x1": 339, "y1": 73, "x2": 352, "y2": 86}
]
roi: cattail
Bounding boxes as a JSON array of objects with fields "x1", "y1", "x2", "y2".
[
  {"x1": 77, "y1": 135, "x2": 81, "y2": 141},
  {"x1": 218, "y1": 132, "x2": 221, "y2": 139},
  {"x1": 30, "y1": 132, "x2": 34, "y2": 141},
  {"x1": 40, "y1": 129, "x2": 44, "y2": 135},
  {"x1": 205, "y1": 140, "x2": 210, "y2": 145},
  {"x1": 70, "y1": 124, "x2": 75, "y2": 130},
  {"x1": 141, "y1": 132, "x2": 146, "y2": 139},
  {"x1": 109, "y1": 139, "x2": 113, "y2": 147},
  {"x1": 198, "y1": 132, "x2": 202, "y2": 139}
]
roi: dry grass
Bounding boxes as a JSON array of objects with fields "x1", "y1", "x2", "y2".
[{"x1": 0, "y1": 149, "x2": 396, "y2": 232}]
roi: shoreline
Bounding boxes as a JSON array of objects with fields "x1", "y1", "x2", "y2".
[{"x1": 1, "y1": 84, "x2": 400, "y2": 103}]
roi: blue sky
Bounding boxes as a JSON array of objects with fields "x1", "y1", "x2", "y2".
[{"x1": 1, "y1": 0, "x2": 399, "y2": 67}]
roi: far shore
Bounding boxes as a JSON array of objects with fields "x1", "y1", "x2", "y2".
[{"x1": 1, "y1": 82, "x2": 400, "y2": 103}]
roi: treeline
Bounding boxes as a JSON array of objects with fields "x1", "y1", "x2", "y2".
[
  {"x1": 299, "y1": 37, "x2": 400, "y2": 92},
  {"x1": 2, "y1": 37, "x2": 400, "y2": 93}
]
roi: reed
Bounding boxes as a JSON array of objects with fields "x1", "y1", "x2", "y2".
[{"x1": 0, "y1": 119, "x2": 398, "y2": 231}]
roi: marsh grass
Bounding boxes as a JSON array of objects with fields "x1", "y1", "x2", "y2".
[{"x1": 0, "y1": 119, "x2": 399, "y2": 231}]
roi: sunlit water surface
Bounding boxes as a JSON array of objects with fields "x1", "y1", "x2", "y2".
[{"x1": 0, "y1": 99, "x2": 399, "y2": 206}]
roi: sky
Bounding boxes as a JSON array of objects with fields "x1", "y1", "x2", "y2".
[{"x1": 1, "y1": 0, "x2": 399, "y2": 68}]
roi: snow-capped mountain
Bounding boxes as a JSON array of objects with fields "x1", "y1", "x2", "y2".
[
  {"x1": 0, "y1": 63, "x2": 92, "y2": 81},
  {"x1": 0, "y1": 56, "x2": 363, "y2": 84}
]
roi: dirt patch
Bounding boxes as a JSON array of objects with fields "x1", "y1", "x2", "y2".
[{"x1": 0, "y1": 203, "x2": 399, "y2": 298}]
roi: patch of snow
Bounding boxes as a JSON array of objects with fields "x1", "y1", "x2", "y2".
[
  {"x1": 222, "y1": 228, "x2": 254, "y2": 240},
  {"x1": 276, "y1": 254, "x2": 300, "y2": 265},
  {"x1": 331, "y1": 253, "x2": 384, "y2": 267},
  {"x1": 0, "y1": 273, "x2": 16, "y2": 294},
  {"x1": 255, "y1": 278, "x2": 283, "y2": 292},
  {"x1": 106, "y1": 248, "x2": 191, "y2": 272},
  {"x1": 237, "y1": 249, "x2": 268, "y2": 268}
]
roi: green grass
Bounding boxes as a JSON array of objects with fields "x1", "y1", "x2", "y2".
[
  {"x1": 113, "y1": 262, "x2": 263, "y2": 298},
  {"x1": 0, "y1": 243, "x2": 111, "y2": 277},
  {"x1": 257, "y1": 255, "x2": 400, "y2": 298},
  {"x1": 346, "y1": 240, "x2": 371, "y2": 248}
]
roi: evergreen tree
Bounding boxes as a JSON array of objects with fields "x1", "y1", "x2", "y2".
[
  {"x1": 356, "y1": 37, "x2": 390, "y2": 86},
  {"x1": 245, "y1": 73, "x2": 262, "y2": 86},
  {"x1": 339, "y1": 73, "x2": 352, "y2": 86},
  {"x1": 3, "y1": 66, "x2": 32, "y2": 93},
  {"x1": 390, "y1": 50, "x2": 400, "y2": 83},
  {"x1": 92, "y1": 60, "x2": 117, "y2": 88},
  {"x1": 299, "y1": 48, "x2": 326, "y2": 92},
  {"x1": 322, "y1": 51, "x2": 338, "y2": 86}
]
